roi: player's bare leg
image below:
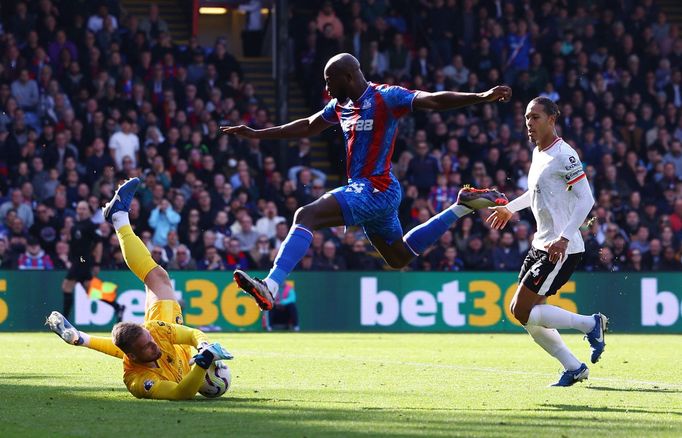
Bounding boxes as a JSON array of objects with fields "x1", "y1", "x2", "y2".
[{"x1": 234, "y1": 194, "x2": 345, "y2": 310}]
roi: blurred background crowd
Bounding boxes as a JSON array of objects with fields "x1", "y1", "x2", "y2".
[{"x1": 0, "y1": 0, "x2": 681, "y2": 276}]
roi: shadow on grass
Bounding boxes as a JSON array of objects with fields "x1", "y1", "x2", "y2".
[
  {"x1": 586, "y1": 385, "x2": 682, "y2": 394},
  {"x1": 2, "y1": 382, "x2": 681, "y2": 438},
  {"x1": 543, "y1": 404, "x2": 682, "y2": 416}
]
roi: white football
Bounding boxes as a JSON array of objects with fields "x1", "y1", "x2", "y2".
[{"x1": 199, "y1": 361, "x2": 232, "y2": 398}]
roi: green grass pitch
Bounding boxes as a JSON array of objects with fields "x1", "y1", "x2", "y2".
[{"x1": 1, "y1": 333, "x2": 681, "y2": 437}]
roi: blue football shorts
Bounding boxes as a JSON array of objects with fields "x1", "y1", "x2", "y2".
[{"x1": 330, "y1": 174, "x2": 403, "y2": 244}]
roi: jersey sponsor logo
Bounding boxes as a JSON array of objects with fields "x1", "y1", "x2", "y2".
[
  {"x1": 157, "y1": 321, "x2": 166, "y2": 326},
  {"x1": 345, "y1": 182, "x2": 365, "y2": 193},
  {"x1": 341, "y1": 118, "x2": 374, "y2": 131},
  {"x1": 565, "y1": 168, "x2": 584, "y2": 181},
  {"x1": 362, "y1": 99, "x2": 372, "y2": 109},
  {"x1": 144, "y1": 379, "x2": 155, "y2": 391}
]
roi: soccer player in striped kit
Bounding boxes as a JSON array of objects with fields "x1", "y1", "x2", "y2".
[{"x1": 221, "y1": 53, "x2": 512, "y2": 310}]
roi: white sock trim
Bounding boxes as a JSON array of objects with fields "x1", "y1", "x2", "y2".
[
  {"x1": 78, "y1": 331, "x2": 90, "y2": 347},
  {"x1": 450, "y1": 204, "x2": 472, "y2": 217},
  {"x1": 112, "y1": 212, "x2": 130, "y2": 231},
  {"x1": 402, "y1": 237, "x2": 419, "y2": 256},
  {"x1": 263, "y1": 277, "x2": 279, "y2": 298}
]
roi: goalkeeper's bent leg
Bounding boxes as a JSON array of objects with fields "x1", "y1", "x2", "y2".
[
  {"x1": 114, "y1": 216, "x2": 176, "y2": 304},
  {"x1": 115, "y1": 224, "x2": 158, "y2": 284},
  {"x1": 81, "y1": 333, "x2": 125, "y2": 359}
]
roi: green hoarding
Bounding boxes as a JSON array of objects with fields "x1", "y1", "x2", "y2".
[{"x1": 1, "y1": 270, "x2": 681, "y2": 332}]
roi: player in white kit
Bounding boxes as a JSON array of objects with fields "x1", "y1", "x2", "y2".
[{"x1": 487, "y1": 97, "x2": 608, "y2": 387}]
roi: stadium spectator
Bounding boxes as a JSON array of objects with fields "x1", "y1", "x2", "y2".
[
  {"x1": 437, "y1": 246, "x2": 464, "y2": 271},
  {"x1": 265, "y1": 281, "x2": 299, "y2": 331},
  {"x1": 108, "y1": 118, "x2": 139, "y2": 171},
  {"x1": 345, "y1": 238, "x2": 382, "y2": 271},
  {"x1": 0, "y1": 189, "x2": 34, "y2": 229},
  {"x1": 406, "y1": 141, "x2": 439, "y2": 196},
  {"x1": 0, "y1": 0, "x2": 679, "y2": 277},
  {"x1": 225, "y1": 237, "x2": 255, "y2": 270},
  {"x1": 167, "y1": 244, "x2": 197, "y2": 270},
  {"x1": 492, "y1": 231, "x2": 523, "y2": 271},
  {"x1": 234, "y1": 213, "x2": 259, "y2": 251},
  {"x1": 138, "y1": 4, "x2": 169, "y2": 42},
  {"x1": 197, "y1": 245, "x2": 226, "y2": 271},
  {"x1": 251, "y1": 200, "x2": 283, "y2": 236},
  {"x1": 312, "y1": 240, "x2": 346, "y2": 271},
  {"x1": 250, "y1": 234, "x2": 273, "y2": 270},
  {"x1": 17, "y1": 236, "x2": 54, "y2": 270},
  {"x1": 148, "y1": 198, "x2": 180, "y2": 246}
]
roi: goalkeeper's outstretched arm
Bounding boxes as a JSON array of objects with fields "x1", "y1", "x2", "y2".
[
  {"x1": 131, "y1": 364, "x2": 208, "y2": 400},
  {"x1": 129, "y1": 344, "x2": 232, "y2": 400}
]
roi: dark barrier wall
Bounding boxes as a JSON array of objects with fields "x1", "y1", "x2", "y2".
[{"x1": 1, "y1": 271, "x2": 681, "y2": 332}]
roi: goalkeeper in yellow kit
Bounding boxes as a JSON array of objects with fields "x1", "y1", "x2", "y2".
[{"x1": 47, "y1": 177, "x2": 232, "y2": 400}]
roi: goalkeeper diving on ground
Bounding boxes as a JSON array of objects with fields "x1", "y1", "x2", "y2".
[{"x1": 46, "y1": 177, "x2": 233, "y2": 400}]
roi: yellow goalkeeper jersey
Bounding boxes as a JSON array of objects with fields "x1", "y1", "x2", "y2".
[{"x1": 123, "y1": 300, "x2": 208, "y2": 399}]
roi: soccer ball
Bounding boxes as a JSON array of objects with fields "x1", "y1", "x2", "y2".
[{"x1": 199, "y1": 361, "x2": 232, "y2": 398}]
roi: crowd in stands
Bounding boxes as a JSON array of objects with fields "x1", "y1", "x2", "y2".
[{"x1": 0, "y1": 0, "x2": 681, "y2": 275}]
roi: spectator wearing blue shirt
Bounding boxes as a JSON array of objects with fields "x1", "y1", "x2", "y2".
[{"x1": 148, "y1": 198, "x2": 181, "y2": 246}]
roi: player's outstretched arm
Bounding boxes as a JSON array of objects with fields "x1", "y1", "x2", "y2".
[
  {"x1": 131, "y1": 343, "x2": 232, "y2": 400},
  {"x1": 220, "y1": 111, "x2": 333, "y2": 140},
  {"x1": 413, "y1": 85, "x2": 512, "y2": 111},
  {"x1": 134, "y1": 364, "x2": 208, "y2": 400},
  {"x1": 487, "y1": 190, "x2": 530, "y2": 230}
]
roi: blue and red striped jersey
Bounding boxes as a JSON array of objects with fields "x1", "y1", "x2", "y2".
[{"x1": 321, "y1": 82, "x2": 416, "y2": 191}]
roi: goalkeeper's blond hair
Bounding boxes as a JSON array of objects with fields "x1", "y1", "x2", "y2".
[{"x1": 112, "y1": 322, "x2": 145, "y2": 353}]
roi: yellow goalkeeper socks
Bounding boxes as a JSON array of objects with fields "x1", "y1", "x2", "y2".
[
  {"x1": 116, "y1": 224, "x2": 158, "y2": 283},
  {"x1": 88, "y1": 335, "x2": 125, "y2": 359}
]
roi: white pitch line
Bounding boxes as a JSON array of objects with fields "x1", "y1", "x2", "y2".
[{"x1": 238, "y1": 350, "x2": 682, "y2": 389}]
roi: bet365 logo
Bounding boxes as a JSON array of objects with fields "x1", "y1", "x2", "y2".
[
  {"x1": 641, "y1": 278, "x2": 682, "y2": 326},
  {"x1": 341, "y1": 118, "x2": 374, "y2": 131}
]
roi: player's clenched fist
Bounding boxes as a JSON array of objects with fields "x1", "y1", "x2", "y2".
[{"x1": 220, "y1": 125, "x2": 259, "y2": 138}]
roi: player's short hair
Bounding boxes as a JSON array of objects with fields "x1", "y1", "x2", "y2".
[
  {"x1": 112, "y1": 322, "x2": 145, "y2": 353},
  {"x1": 530, "y1": 96, "x2": 561, "y2": 117}
]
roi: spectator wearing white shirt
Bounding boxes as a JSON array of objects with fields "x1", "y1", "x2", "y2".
[
  {"x1": 11, "y1": 69, "x2": 39, "y2": 128},
  {"x1": 109, "y1": 118, "x2": 139, "y2": 170},
  {"x1": 87, "y1": 5, "x2": 118, "y2": 33},
  {"x1": 255, "y1": 201, "x2": 286, "y2": 239},
  {"x1": 11, "y1": 69, "x2": 39, "y2": 112},
  {"x1": 442, "y1": 55, "x2": 470, "y2": 88}
]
